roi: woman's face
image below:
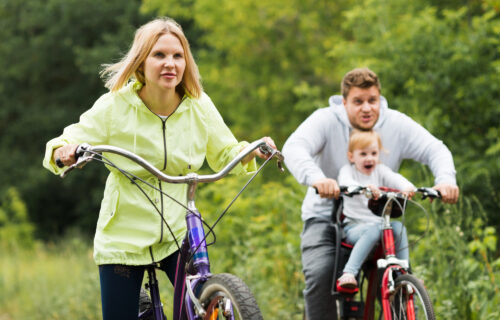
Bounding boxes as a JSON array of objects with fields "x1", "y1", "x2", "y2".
[{"x1": 142, "y1": 33, "x2": 186, "y2": 92}]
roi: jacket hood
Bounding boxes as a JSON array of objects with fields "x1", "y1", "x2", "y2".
[
  {"x1": 327, "y1": 94, "x2": 389, "y2": 129},
  {"x1": 118, "y1": 81, "x2": 191, "y2": 116}
]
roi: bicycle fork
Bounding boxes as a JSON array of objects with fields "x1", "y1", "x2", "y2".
[{"x1": 377, "y1": 201, "x2": 411, "y2": 320}]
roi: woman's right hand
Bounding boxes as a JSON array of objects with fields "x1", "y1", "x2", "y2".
[{"x1": 53, "y1": 144, "x2": 79, "y2": 167}]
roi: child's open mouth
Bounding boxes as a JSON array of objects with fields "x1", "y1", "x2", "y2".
[{"x1": 364, "y1": 164, "x2": 374, "y2": 170}]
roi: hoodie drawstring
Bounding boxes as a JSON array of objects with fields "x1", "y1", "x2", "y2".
[{"x1": 133, "y1": 104, "x2": 138, "y2": 154}]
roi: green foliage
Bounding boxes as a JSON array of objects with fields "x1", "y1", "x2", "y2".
[
  {"x1": 411, "y1": 196, "x2": 500, "y2": 319},
  {"x1": 0, "y1": 188, "x2": 34, "y2": 250}
]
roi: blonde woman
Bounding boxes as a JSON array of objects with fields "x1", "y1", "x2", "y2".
[{"x1": 43, "y1": 17, "x2": 275, "y2": 319}]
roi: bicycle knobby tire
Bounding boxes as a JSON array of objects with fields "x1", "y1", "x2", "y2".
[
  {"x1": 198, "y1": 273, "x2": 263, "y2": 320},
  {"x1": 384, "y1": 273, "x2": 435, "y2": 320}
]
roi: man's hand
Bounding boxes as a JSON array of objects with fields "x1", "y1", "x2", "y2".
[
  {"x1": 312, "y1": 178, "x2": 340, "y2": 199},
  {"x1": 433, "y1": 183, "x2": 459, "y2": 204}
]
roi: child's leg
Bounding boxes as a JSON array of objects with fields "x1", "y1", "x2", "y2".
[
  {"x1": 343, "y1": 223, "x2": 381, "y2": 276},
  {"x1": 391, "y1": 221, "x2": 409, "y2": 261}
]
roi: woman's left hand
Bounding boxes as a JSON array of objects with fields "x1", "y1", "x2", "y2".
[
  {"x1": 254, "y1": 136, "x2": 277, "y2": 159},
  {"x1": 241, "y1": 137, "x2": 277, "y2": 165}
]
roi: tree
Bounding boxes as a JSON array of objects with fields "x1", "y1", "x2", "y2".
[{"x1": 0, "y1": 0, "x2": 154, "y2": 238}]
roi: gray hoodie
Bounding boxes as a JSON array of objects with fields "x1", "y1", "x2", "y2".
[{"x1": 282, "y1": 95, "x2": 457, "y2": 222}]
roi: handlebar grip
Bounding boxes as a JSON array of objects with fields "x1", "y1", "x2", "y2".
[
  {"x1": 314, "y1": 185, "x2": 348, "y2": 195},
  {"x1": 55, "y1": 144, "x2": 88, "y2": 169},
  {"x1": 55, "y1": 157, "x2": 64, "y2": 168}
]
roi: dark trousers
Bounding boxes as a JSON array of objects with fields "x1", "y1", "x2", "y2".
[
  {"x1": 98, "y1": 251, "x2": 179, "y2": 320},
  {"x1": 301, "y1": 219, "x2": 338, "y2": 320}
]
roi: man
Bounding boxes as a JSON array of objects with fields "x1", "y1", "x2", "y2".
[{"x1": 282, "y1": 68, "x2": 459, "y2": 320}]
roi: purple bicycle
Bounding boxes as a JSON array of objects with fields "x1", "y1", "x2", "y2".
[{"x1": 59, "y1": 139, "x2": 284, "y2": 320}]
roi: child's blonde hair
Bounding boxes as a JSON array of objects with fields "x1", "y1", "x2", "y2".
[{"x1": 348, "y1": 130, "x2": 383, "y2": 153}]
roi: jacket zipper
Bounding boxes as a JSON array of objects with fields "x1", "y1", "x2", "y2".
[
  {"x1": 161, "y1": 118, "x2": 168, "y2": 170},
  {"x1": 139, "y1": 96, "x2": 186, "y2": 246},
  {"x1": 159, "y1": 179, "x2": 164, "y2": 243},
  {"x1": 159, "y1": 118, "x2": 167, "y2": 243}
]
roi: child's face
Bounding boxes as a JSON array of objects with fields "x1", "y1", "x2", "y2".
[{"x1": 348, "y1": 143, "x2": 380, "y2": 175}]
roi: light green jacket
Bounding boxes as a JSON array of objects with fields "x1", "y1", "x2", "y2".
[{"x1": 43, "y1": 81, "x2": 256, "y2": 265}]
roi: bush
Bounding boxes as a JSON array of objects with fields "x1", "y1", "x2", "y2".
[{"x1": 0, "y1": 187, "x2": 35, "y2": 250}]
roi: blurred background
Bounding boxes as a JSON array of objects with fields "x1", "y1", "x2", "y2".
[{"x1": 0, "y1": 0, "x2": 499, "y2": 318}]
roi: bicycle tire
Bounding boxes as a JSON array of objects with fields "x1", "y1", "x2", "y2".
[
  {"x1": 382, "y1": 273, "x2": 435, "y2": 320},
  {"x1": 198, "y1": 273, "x2": 263, "y2": 320},
  {"x1": 138, "y1": 288, "x2": 166, "y2": 320}
]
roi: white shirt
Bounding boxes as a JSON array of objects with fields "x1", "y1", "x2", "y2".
[{"x1": 338, "y1": 163, "x2": 415, "y2": 224}]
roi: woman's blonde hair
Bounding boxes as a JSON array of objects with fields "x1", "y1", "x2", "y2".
[
  {"x1": 348, "y1": 130, "x2": 383, "y2": 153},
  {"x1": 100, "y1": 17, "x2": 202, "y2": 98}
]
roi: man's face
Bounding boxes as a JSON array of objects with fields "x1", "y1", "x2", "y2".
[{"x1": 343, "y1": 86, "x2": 380, "y2": 130}]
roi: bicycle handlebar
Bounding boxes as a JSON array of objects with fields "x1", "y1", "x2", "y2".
[
  {"x1": 57, "y1": 139, "x2": 284, "y2": 182},
  {"x1": 340, "y1": 185, "x2": 441, "y2": 200}
]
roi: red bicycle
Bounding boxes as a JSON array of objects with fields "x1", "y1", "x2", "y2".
[{"x1": 330, "y1": 186, "x2": 440, "y2": 320}]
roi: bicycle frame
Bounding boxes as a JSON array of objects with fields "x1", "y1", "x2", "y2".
[
  {"x1": 334, "y1": 187, "x2": 439, "y2": 320},
  {"x1": 365, "y1": 198, "x2": 410, "y2": 320},
  {"x1": 62, "y1": 139, "x2": 283, "y2": 320}
]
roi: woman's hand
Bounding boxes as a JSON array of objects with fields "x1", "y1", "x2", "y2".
[
  {"x1": 255, "y1": 137, "x2": 277, "y2": 159},
  {"x1": 53, "y1": 144, "x2": 79, "y2": 167},
  {"x1": 241, "y1": 137, "x2": 277, "y2": 165}
]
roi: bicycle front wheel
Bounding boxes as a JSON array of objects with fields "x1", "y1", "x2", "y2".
[
  {"x1": 198, "y1": 273, "x2": 263, "y2": 320},
  {"x1": 383, "y1": 274, "x2": 435, "y2": 320}
]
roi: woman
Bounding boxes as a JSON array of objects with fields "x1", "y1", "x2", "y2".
[{"x1": 43, "y1": 17, "x2": 275, "y2": 319}]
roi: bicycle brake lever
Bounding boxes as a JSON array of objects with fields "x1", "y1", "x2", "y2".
[
  {"x1": 418, "y1": 187, "x2": 440, "y2": 200},
  {"x1": 276, "y1": 159, "x2": 285, "y2": 172},
  {"x1": 260, "y1": 143, "x2": 285, "y2": 173},
  {"x1": 273, "y1": 150, "x2": 285, "y2": 172},
  {"x1": 60, "y1": 144, "x2": 96, "y2": 178}
]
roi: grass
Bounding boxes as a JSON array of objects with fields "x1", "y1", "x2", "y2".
[
  {"x1": 0, "y1": 238, "x2": 101, "y2": 320},
  {"x1": 0, "y1": 236, "x2": 179, "y2": 320}
]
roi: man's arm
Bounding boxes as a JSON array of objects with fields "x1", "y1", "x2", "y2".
[
  {"x1": 396, "y1": 113, "x2": 459, "y2": 203},
  {"x1": 282, "y1": 109, "x2": 340, "y2": 198}
]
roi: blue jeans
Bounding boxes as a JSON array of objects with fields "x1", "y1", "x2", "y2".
[{"x1": 343, "y1": 221, "x2": 409, "y2": 276}]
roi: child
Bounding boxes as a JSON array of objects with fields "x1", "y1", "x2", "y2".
[{"x1": 337, "y1": 130, "x2": 415, "y2": 289}]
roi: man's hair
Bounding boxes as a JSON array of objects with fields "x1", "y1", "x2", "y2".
[
  {"x1": 341, "y1": 68, "x2": 381, "y2": 98},
  {"x1": 348, "y1": 130, "x2": 383, "y2": 153}
]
